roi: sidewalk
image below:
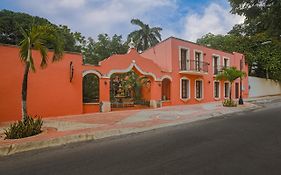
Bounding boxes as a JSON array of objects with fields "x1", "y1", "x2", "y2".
[
  {"x1": 245, "y1": 94, "x2": 281, "y2": 103},
  {"x1": 0, "y1": 100, "x2": 262, "y2": 156}
]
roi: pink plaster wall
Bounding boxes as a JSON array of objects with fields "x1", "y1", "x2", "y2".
[
  {"x1": 0, "y1": 44, "x2": 83, "y2": 122},
  {"x1": 143, "y1": 37, "x2": 249, "y2": 106},
  {"x1": 141, "y1": 38, "x2": 172, "y2": 72}
]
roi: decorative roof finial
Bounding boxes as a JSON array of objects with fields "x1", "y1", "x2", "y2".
[{"x1": 128, "y1": 38, "x2": 135, "y2": 49}]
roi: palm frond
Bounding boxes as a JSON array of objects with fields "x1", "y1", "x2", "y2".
[
  {"x1": 128, "y1": 19, "x2": 162, "y2": 51},
  {"x1": 131, "y1": 19, "x2": 146, "y2": 29},
  {"x1": 19, "y1": 24, "x2": 64, "y2": 71},
  {"x1": 216, "y1": 67, "x2": 245, "y2": 83}
]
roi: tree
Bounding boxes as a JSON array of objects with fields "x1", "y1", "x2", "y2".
[
  {"x1": 128, "y1": 19, "x2": 162, "y2": 51},
  {"x1": 19, "y1": 25, "x2": 64, "y2": 120},
  {"x1": 57, "y1": 25, "x2": 85, "y2": 52},
  {"x1": 216, "y1": 67, "x2": 245, "y2": 100},
  {"x1": 229, "y1": 0, "x2": 281, "y2": 39},
  {"x1": 197, "y1": 33, "x2": 245, "y2": 53},
  {"x1": 82, "y1": 34, "x2": 128, "y2": 65},
  {"x1": 0, "y1": 10, "x2": 82, "y2": 52},
  {"x1": 197, "y1": 32, "x2": 281, "y2": 81}
]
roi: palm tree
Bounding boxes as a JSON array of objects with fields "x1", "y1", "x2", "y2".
[
  {"x1": 216, "y1": 67, "x2": 246, "y2": 100},
  {"x1": 19, "y1": 25, "x2": 64, "y2": 120},
  {"x1": 128, "y1": 19, "x2": 162, "y2": 51}
]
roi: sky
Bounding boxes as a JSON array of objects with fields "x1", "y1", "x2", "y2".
[{"x1": 0, "y1": 0, "x2": 245, "y2": 42}]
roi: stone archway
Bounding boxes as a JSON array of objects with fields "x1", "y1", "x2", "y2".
[
  {"x1": 83, "y1": 73, "x2": 99, "y2": 103},
  {"x1": 109, "y1": 70, "x2": 151, "y2": 109}
]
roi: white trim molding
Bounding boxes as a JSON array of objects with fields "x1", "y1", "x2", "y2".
[
  {"x1": 223, "y1": 57, "x2": 230, "y2": 67},
  {"x1": 82, "y1": 70, "x2": 102, "y2": 78},
  {"x1": 224, "y1": 81, "x2": 230, "y2": 99},
  {"x1": 212, "y1": 54, "x2": 221, "y2": 75},
  {"x1": 179, "y1": 46, "x2": 190, "y2": 71},
  {"x1": 213, "y1": 80, "x2": 221, "y2": 100},
  {"x1": 105, "y1": 60, "x2": 158, "y2": 81},
  {"x1": 180, "y1": 77, "x2": 190, "y2": 101},
  {"x1": 194, "y1": 79, "x2": 204, "y2": 101},
  {"x1": 194, "y1": 49, "x2": 203, "y2": 71},
  {"x1": 159, "y1": 75, "x2": 173, "y2": 81}
]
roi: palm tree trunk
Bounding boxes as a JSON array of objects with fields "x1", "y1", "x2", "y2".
[
  {"x1": 266, "y1": 69, "x2": 269, "y2": 79},
  {"x1": 22, "y1": 62, "x2": 30, "y2": 121}
]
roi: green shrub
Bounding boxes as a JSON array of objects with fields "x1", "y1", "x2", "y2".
[
  {"x1": 4, "y1": 115, "x2": 43, "y2": 139},
  {"x1": 222, "y1": 99, "x2": 237, "y2": 107}
]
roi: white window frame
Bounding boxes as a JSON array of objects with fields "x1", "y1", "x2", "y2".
[
  {"x1": 223, "y1": 57, "x2": 230, "y2": 68},
  {"x1": 179, "y1": 46, "x2": 190, "y2": 71},
  {"x1": 194, "y1": 49, "x2": 203, "y2": 71},
  {"x1": 213, "y1": 80, "x2": 220, "y2": 100},
  {"x1": 194, "y1": 79, "x2": 204, "y2": 100},
  {"x1": 180, "y1": 77, "x2": 190, "y2": 101},
  {"x1": 212, "y1": 54, "x2": 221, "y2": 75},
  {"x1": 224, "y1": 81, "x2": 230, "y2": 99}
]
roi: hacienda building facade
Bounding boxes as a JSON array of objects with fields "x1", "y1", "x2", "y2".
[{"x1": 0, "y1": 37, "x2": 249, "y2": 122}]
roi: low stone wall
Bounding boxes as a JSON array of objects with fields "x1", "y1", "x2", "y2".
[{"x1": 249, "y1": 76, "x2": 281, "y2": 97}]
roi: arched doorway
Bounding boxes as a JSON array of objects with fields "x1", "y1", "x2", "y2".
[
  {"x1": 110, "y1": 70, "x2": 151, "y2": 109},
  {"x1": 162, "y1": 78, "x2": 171, "y2": 101},
  {"x1": 83, "y1": 73, "x2": 99, "y2": 103}
]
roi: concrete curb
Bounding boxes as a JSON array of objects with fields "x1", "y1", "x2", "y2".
[{"x1": 0, "y1": 104, "x2": 260, "y2": 156}]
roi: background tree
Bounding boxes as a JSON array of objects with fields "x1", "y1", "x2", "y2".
[
  {"x1": 0, "y1": 10, "x2": 82, "y2": 52},
  {"x1": 128, "y1": 19, "x2": 162, "y2": 52},
  {"x1": 82, "y1": 34, "x2": 128, "y2": 65},
  {"x1": 19, "y1": 25, "x2": 64, "y2": 120},
  {"x1": 197, "y1": 32, "x2": 281, "y2": 81},
  {"x1": 216, "y1": 67, "x2": 245, "y2": 100},
  {"x1": 229, "y1": 0, "x2": 281, "y2": 39},
  {"x1": 197, "y1": 1, "x2": 281, "y2": 81}
]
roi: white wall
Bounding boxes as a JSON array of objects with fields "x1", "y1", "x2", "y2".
[{"x1": 249, "y1": 76, "x2": 281, "y2": 97}]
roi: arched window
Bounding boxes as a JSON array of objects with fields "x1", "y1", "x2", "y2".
[{"x1": 83, "y1": 74, "x2": 99, "y2": 103}]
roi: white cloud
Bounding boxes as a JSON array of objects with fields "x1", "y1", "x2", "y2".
[
  {"x1": 15, "y1": 0, "x2": 243, "y2": 42},
  {"x1": 180, "y1": 3, "x2": 245, "y2": 42},
  {"x1": 19, "y1": 0, "x2": 86, "y2": 12},
  {"x1": 17, "y1": 0, "x2": 177, "y2": 39},
  {"x1": 81, "y1": 0, "x2": 176, "y2": 35},
  {"x1": 57, "y1": 0, "x2": 86, "y2": 9}
]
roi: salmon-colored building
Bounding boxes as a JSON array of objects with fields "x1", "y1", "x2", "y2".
[{"x1": 0, "y1": 37, "x2": 249, "y2": 122}]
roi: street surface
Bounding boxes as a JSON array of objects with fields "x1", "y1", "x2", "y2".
[{"x1": 0, "y1": 99, "x2": 281, "y2": 175}]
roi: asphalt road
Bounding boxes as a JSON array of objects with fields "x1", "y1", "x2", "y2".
[{"x1": 1, "y1": 100, "x2": 281, "y2": 175}]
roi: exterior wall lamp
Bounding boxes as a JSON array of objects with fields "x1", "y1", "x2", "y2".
[{"x1": 70, "y1": 61, "x2": 74, "y2": 82}]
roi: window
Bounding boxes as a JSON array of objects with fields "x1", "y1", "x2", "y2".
[
  {"x1": 181, "y1": 78, "x2": 190, "y2": 99},
  {"x1": 195, "y1": 51, "x2": 202, "y2": 71},
  {"x1": 180, "y1": 48, "x2": 189, "y2": 70},
  {"x1": 214, "y1": 81, "x2": 220, "y2": 99},
  {"x1": 195, "y1": 80, "x2": 203, "y2": 99},
  {"x1": 213, "y1": 55, "x2": 220, "y2": 75},
  {"x1": 224, "y1": 82, "x2": 230, "y2": 98},
  {"x1": 223, "y1": 57, "x2": 229, "y2": 68}
]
